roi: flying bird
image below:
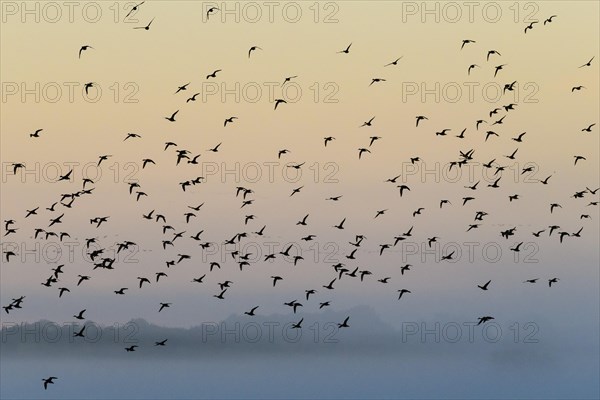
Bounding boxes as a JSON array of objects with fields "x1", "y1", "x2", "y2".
[
  {"x1": 487, "y1": 50, "x2": 501, "y2": 60},
  {"x1": 461, "y1": 39, "x2": 475, "y2": 49},
  {"x1": 477, "y1": 316, "x2": 494, "y2": 325},
  {"x1": 206, "y1": 6, "x2": 219, "y2": 19},
  {"x1": 338, "y1": 43, "x2": 352, "y2": 54},
  {"x1": 248, "y1": 46, "x2": 262, "y2": 58},
  {"x1": 125, "y1": 1, "x2": 145, "y2": 19},
  {"x1": 165, "y1": 110, "x2": 179, "y2": 122},
  {"x1": 186, "y1": 93, "x2": 200, "y2": 102},
  {"x1": 134, "y1": 17, "x2": 154, "y2": 30},
  {"x1": 582, "y1": 123, "x2": 595, "y2": 132},
  {"x1": 42, "y1": 377, "x2": 58, "y2": 390},
  {"x1": 494, "y1": 64, "x2": 507, "y2": 77},
  {"x1": 282, "y1": 75, "x2": 298, "y2": 85},
  {"x1": 579, "y1": 57, "x2": 594, "y2": 68},
  {"x1": 79, "y1": 45, "x2": 93, "y2": 58},
  {"x1": 206, "y1": 69, "x2": 222, "y2": 79},
  {"x1": 244, "y1": 306, "x2": 259, "y2": 316},
  {"x1": 524, "y1": 21, "x2": 538, "y2": 33},
  {"x1": 384, "y1": 57, "x2": 403, "y2": 66},
  {"x1": 478, "y1": 280, "x2": 491, "y2": 291},
  {"x1": 361, "y1": 116, "x2": 375, "y2": 127},
  {"x1": 369, "y1": 78, "x2": 386, "y2": 86},
  {"x1": 358, "y1": 148, "x2": 371, "y2": 159},
  {"x1": 274, "y1": 99, "x2": 287, "y2": 110},
  {"x1": 224, "y1": 117, "x2": 238, "y2": 126},
  {"x1": 337, "y1": 316, "x2": 350, "y2": 328}
]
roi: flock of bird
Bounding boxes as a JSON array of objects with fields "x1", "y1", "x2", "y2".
[{"x1": 2, "y1": 3, "x2": 598, "y2": 391}]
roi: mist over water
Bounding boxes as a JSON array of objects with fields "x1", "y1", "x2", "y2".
[{"x1": 2, "y1": 305, "x2": 599, "y2": 399}]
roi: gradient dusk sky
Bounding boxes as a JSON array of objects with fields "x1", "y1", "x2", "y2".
[{"x1": 1, "y1": 1, "x2": 599, "y2": 399}]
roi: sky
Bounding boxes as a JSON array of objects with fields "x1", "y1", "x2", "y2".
[{"x1": 0, "y1": 1, "x2": 599, "y2": 398}]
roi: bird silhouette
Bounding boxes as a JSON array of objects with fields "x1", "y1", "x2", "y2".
[
  {"x1": 494, "y1": 64, "x2": 507, "y2": 77},
  {"x1": 134, "y1": 18, "x2": 154, "y2": 30},
  {"x1": 337, "y1": 316, "x2": 350, "y2": 328},
  {"x1": 248, "y1": 46, "x2": 262, "y2": 58},
  {"x1": 79, "y1": 45, "x2": 93, "y2": 58},
  {"x1": 369, "y1": 78, "x2": 386, "y2": 86},
  {"x1": 125, "y1": 1, "x2": 145, "y2": 18},
  {"x1": 271, "y1": 276, "x2": 283, "y2": 287},
  {"x1": 206, "y1": 69, "x2": 222, "y2": 79},
  {"x1": 384, "y1": 57, "x2": 403, "y2": 66},
  {"x1": 478, "y1": 280, "x2": 491, "y2": 290},
  {"x1": 461, "y1": 39, "x2": 475, "y2": 49},
  {"x1": 282, "y1": 75, "x2": 298, "y2": 85},
  {"x1": 582, "y1": 123, "x2": 595, "y2": 132},
  {"x1": 42, "y1": 377, "x2": 58, "y2": 390},
  {"x1": 361, "y1": 116, "x2": 375, "y2": 127},
  {"x1": 186, "y1": 93, "x2": 200, "y2": 102},
  {"x1": 224, "y1": 117, "x2": 237, "y2": 127},
  {"x1": 73, "y1": 325, "x2": 86, "y2": 338},
  {"x1": 165, "y1": 110, "x2": 179, "y2": 122},
  {"x1": 323, "y1": 278, "x2": 336, "y2": 290},
  {"x1": 338, "y1": 43, "x2": 352, "y2": 54},
  {"x1": 244, "y1": 306, "x2": 259, "y2": 316},
  {"x1": 274, "y1": 99, "x2": 286, "y2": 110},
  {"x1": 206, "y1": 6, "x2": 219, "y2": 19},
  {"x1": 291, "y1": 318, "x2": 303, "y2": 329},
  {"x1": 579, "y1": 57, "x2": 594, "y2": 68},
  {"x1": 524, "y1": 21, "x2": 538, "y2": 33}
]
